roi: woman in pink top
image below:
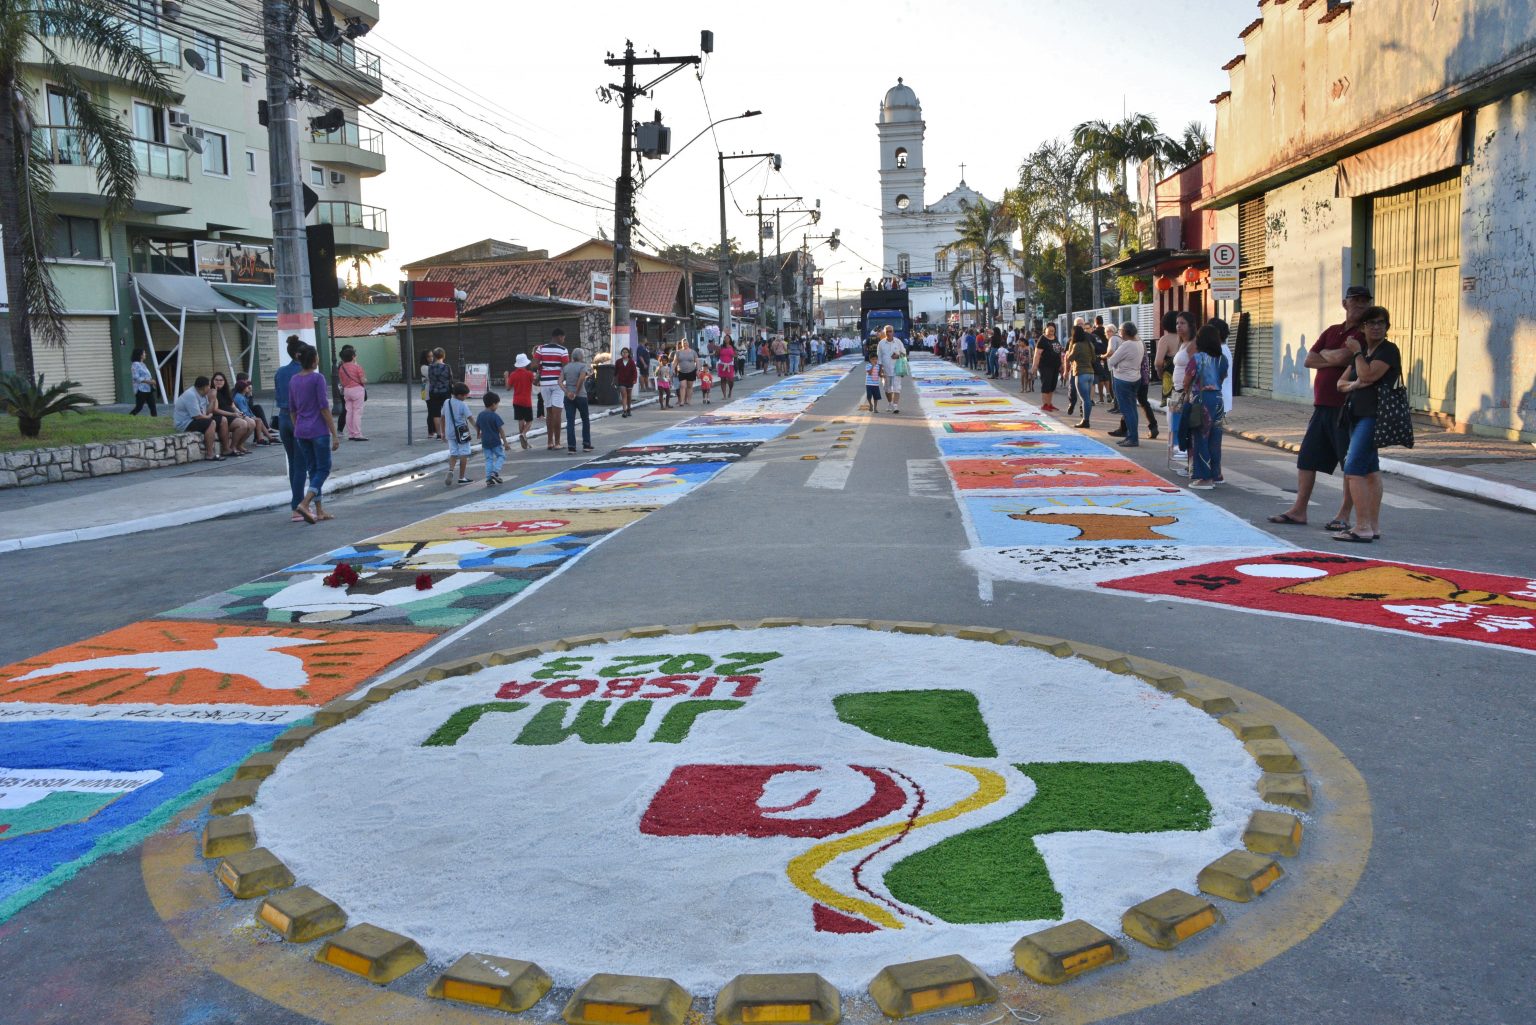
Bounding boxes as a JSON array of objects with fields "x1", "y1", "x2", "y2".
[
  {"x1": 337, "y1": 345, "x2": 368, "y2": 440},
  {"x1": 716, "y1": 336, "x2": 737, "y2": 399}
]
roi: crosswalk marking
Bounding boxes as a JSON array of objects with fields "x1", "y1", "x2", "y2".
[
  {"x1": 907, "y1": 459, "x2": 951, "y2": 499},
  {"x1": 806, "y1": 457, "x2": 854, "y2": 490},
  {"x1": 1255, "y1": 458, "x2": 1439, "y2": 509},
  {"x1": 718, "y1": 461, "x2": 765, "y2": 484},
  {"x1": 1215, "y1": 469, "x2": 1290, "y2": 499}
]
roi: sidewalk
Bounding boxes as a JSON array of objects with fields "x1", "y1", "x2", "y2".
[
  {"x1": 0, "y1": 382, "x2": 658, "y2": 552},
  {"x1": 1229, "y1": 394, "x2": 1536, "y2": 513}
]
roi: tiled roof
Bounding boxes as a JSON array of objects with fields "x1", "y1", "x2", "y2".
[
  {"x1": 630, "y1": 269, "x2": 683, "y2": 317},
  {"x1": 330, "y1": 314, "x2": 397, "y2": 337}
]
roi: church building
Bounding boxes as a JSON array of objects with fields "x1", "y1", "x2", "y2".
[{"x1": 877, "y1": 79, "x2": 1016, "y2": 328}]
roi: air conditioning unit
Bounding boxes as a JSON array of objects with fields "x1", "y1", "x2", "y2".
[
  {"x1": 330, "y1": 171, "x2": 346, "y2": 185},
  {"x1": 168, "y1": 110, "x2": 191, "y2": 128},
  {"x1": 162, "y1": 1, "x2": 183, "y2": 22}
]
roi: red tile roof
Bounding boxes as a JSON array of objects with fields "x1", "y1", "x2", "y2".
[{"x1": 630, "y1": 269, "x2": 683, "y2": 317}]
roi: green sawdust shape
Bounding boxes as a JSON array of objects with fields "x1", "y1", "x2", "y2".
[
  {"x1": 834, "y1": 690, "x2": 997, "y2": 757},
  {"x1": 884, "y1": 761, "x2": 1212, "y2": 924},
  {"x1": 650, "y1": 700, "x2": 744, "y2": 743},
  {"x1": 421, "y1": 702, "x2": 528, "y2": 746},
  {"x1": 515, "y1": 700, "x2": 651, "y2": 746}
]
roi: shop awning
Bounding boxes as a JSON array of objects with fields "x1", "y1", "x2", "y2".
[
  {"x1": 211, "y1": 282, "x2": 279, "y2": 312},
  {"x1": 1092, "y1": 249, "x2": 1209, "y2": 275},
  {"x1": 133, "y1": 273, "x2": 256, "y2": 314}
]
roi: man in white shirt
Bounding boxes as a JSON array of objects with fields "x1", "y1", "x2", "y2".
[{"x1": 172, "y1": 376, "x2": 219, "y2": 459}]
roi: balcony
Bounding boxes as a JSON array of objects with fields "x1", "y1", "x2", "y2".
[
  {"x1": 305, "y1": 39, "x2": 384, "y2": 104},
  {"x1": 40, "y1": 127, "x2": 189, "y2": 182},
  {"x1": 115, "y1": 17, "x2": 182, "y2": 67},
  {"x1": 301, "y1": 122, "x2": 386, "y2": 176},
  {"x1": 132, "y1": 138, "x2": 190, "y2": 181},
  {"x1": 315, "y1": 201, "x2": 388, "y2": 254}
]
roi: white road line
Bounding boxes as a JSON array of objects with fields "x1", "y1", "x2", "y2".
[
  {"x1": 907, "y1": 458, "x2": 951, "y2": 499},
  {"x1": 1254, "y1": 457, "x2": 1440, "y2": 509},
  {"x1": 1217, "y1": 469, "x2": 1290, "y2": 499},
  {"x1": 718, "y1": 461, "x2": 765, "y2": 484},
  {"x1": 806, "y1": 457, "x2": 855, "y2": 490}
]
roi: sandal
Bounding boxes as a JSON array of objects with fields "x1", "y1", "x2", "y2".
[
  {"x1": 1323, "y1": 519, "x2": 1351, "y2": 532},
  {"x1": 1332, "y1": 529, "x2": 1375, "y2": 543},
  {"x1": 1267, "y1": 513, "x2": 1306, "y2": 525}
]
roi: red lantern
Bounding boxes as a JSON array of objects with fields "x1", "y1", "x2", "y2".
[
  {"x1": 1154, "y1": 276, "x2": 1173, "y2": 292},
  {"x1": 1184, "y1": 267, "x2": 1202, "y2": 285},
  {"x1": 1132, "y1": 279, "x2": 1148, "y2": 293}
]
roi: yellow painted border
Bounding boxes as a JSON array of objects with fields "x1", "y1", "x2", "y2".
[{"x1": 141, "y1": 620, "x2": 1372, "y2": 1025}]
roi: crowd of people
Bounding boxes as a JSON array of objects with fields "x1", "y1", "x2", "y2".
[{"x1": 924, "y1": 284, "x2": 1401, "y2": 538}]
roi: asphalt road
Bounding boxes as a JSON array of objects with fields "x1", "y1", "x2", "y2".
[{"x1": 1, "y1": 364, "x2": 1532, "y2": 1025}]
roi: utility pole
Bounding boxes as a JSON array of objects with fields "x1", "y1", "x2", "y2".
[
  {"x1": 717, "y1": 152, "x2": 779, "y2": 343},
  {"x1": 758, "y1": 195, "x2": 802, "y2": 335},
  {"x1": 605, "y1": 40, "x2": 701, "y2": 358},
  {"x1": 262, "y1": 0, "x2": 316, "y2": 352}
]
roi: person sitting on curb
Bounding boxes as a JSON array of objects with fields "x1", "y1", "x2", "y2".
[{"x1": 172, "y1": 376, "x2": 221, "y2": 460}]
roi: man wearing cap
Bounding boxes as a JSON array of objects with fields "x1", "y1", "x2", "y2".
[
  {"x1": 1268, "y1": 285, "x2": 1371, "y2": 530},
  {"x1": 508, "y1": 351, "x2": 537, "y2": 450},
  {"x1": 533, "y1": 328, "x2": 571, "y2": 451}
]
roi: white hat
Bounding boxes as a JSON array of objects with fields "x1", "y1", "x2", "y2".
[{"x1": 515, "y1": 353, "x2": 531, "y2": 368}]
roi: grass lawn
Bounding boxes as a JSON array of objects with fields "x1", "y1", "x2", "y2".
[{"x1": 0, "y1": 410, "x2": 177, "y2": 454}]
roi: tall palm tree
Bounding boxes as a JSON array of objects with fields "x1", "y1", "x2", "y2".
[
  {"x1": 1018, "y1": 139, "x2": 1092, "y2": 320},
  {"x1": 1167, "y1": 120, "x2": 1213, "y2": 169},
  {"x1": 1, "y1": 1, "x2": 170, "y2": 378},
  {"x1": 1005, "y1": 185, "x2": 1045, "y2": 323},
  {"x1": 1073, "y1": 114, "x2": 1178, "y2": 305},
  {"x1": 939, "y1": 196, "x2": 1016, "y2": 328}
]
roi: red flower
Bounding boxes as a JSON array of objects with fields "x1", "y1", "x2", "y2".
[
  {"x1": 323, "y1": 562, "x2": 360, "y2": 589},
  {"x1": 415, "y1": 573, "x2": 433, "y2": 591}
]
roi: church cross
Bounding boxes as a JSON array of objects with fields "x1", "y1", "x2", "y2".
[{"x1": 959, "y1": 162, "x2": 966, "y2": 182}]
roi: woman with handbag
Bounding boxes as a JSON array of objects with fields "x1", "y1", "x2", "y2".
[
  {"x1": 1183, "y1": 326, "x2": 1229, "y2": 489},
  {"x1": 337, "y1": 345, "x2": 368, "y2": 441},
  {"x1": 1333, "y1": 306, "x2": 1403, "y2": 542}
]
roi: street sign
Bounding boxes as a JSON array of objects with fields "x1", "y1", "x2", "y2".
[
  {"x1": 1210, "y1": 241, "x2": 1239, "y2": 302},
  {"x1": 464, "y1": 363, "x2": 489, "y2": 398},
  {"x1": 591, "y1": 272, "x2": 611, "y2": 305},
  {"x1": 409, "y1": 280, "x2": 457, "y2": 320},
  {"x1": 692, "y1": 272, "x2": 720, "y2": 305},
  {"x1": 1034, "y1": 304, "x2": 1045, "y2": 318}
]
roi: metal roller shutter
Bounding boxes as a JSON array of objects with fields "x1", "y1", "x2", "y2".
[
  {"x1": 1367, "y1": 172, "x2": 1461, "y2": 414},
  {"x1": 32, "y1": 318, "x2": 116, "y2": 402},
  {"x1": 1237, "y1": 197, "x2": 1274, "y2": 394}
]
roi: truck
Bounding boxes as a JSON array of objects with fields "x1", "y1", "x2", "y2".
[{"x1": 858, "y1": 288, "x2": 912, "y2": 352}]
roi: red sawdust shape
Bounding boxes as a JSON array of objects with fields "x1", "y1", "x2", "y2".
[{"x1": 813, "y1": 903, "x2": 880, "y2": 934}]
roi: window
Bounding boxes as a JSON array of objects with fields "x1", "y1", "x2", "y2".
[
  {"x1": 935, "y1": 251, "x2": 948, "y2": 274},
  {"x1": 189, "y1": 30, "x2": 223, "y2": 78},
  {"x1": 245, "y1": 149, "x2": 257, "y2": 174},
  {"x1": 132, "y1": 101, "x2": 167, "y2": 143},
  {"x1": 47, "y1": 215, "x2": 102, "y2": 260},
  {"x1": 240, "y1": 62, "x2": 253, "y2": 84},
  {"x1": 200, "y1": 129, "x2": 229, "y2": 176},
  {"x1": 895, "y1": 193, "x2": 910, "y2": 211},
  {"x1": 897, "y1": 253, "x2": 910, "y2": 276},
  {"x1": 310, "y1": 165, "x2": 325, "y2": 186},
  {"x1": 894, "y1": 147, "x2": 908, "y2": 169}
]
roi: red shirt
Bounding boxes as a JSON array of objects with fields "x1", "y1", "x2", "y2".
[
  {"x1": 614, "y1": 358, "x2": 638, "y2": 386},
  {"x1": 1310, "y1": 321, "x2": 1363, "y2": 408},
  {"x1": 508, "y1": 367, "x2": 535, "y2": 406}
]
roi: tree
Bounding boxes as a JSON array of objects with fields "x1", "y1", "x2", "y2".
[
  {"x1": 1, "y1": 1, "x2": 171, "y2": 378},
  {"x1": 1073, "y1": 114, "x2": 1176, "y2": 307},
  {"x1": 940, "y1": 197, "x2": 1016, "y2": 328},
  {"x1": 1017, "y1": 139, "x2": 1093, "y2": 320},
  {"x1": 1167, "y1": 120, "x2": 1213, "y2": 169}
]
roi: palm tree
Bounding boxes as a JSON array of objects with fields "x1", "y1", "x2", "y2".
[
  {"x1": 940, "y1": 196, "x2": 1016, "y2": 328},
  {"x1": 1073, "y1": 114, "x2": 1178, "y2": 305},
  {"x1": 1005, "y1": 186, "x2": 1045, "y2": 323},
  {"x1": 1017, "y1": 139, "x2": 1093, "y2": 320},
  {"x1": 1, "y1": 1, "x2": 170, "y2": 378},
  {"x1": 1167, "y1": 120, "x2": 1213, "y2": 169}
]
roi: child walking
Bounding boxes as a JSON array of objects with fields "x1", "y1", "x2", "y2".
[
  {"x1": 864, "y1": 355, "x2": 883, "y2": 413},
  {"x1": 508, "y1": 352, "x2": 535, "y2": 450},
  {"x1": 444, "y1": 382, "x2": 474, "y2": 486},
  {"x1": 698, "y1": 366, "x2": 714, "y2": 405},
  {"x1": 477, "y1": 391, "x2": 508, "y2": 485},
  {"x1": 656, "y1": 354, "x2": 674, "y2": 409}
]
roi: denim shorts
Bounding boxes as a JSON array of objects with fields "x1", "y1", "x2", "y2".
[{"x1": 1342, "y1": 416, "x2": 1379, "y2": 475}]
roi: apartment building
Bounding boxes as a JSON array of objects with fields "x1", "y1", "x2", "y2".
[{"x1": 12, "y1": 0, "x2": 388, "y2": 403}]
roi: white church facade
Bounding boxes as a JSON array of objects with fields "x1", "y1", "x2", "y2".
[{"x1": 877, "y1": 79, "x2": 1017, "y2": 328}]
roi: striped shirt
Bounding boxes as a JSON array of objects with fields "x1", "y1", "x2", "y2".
[{"x1": 533, "y1": 343, "x2": 570, "y2": 385}]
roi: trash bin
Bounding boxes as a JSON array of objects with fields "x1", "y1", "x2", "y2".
[{"x1": 593, "y1": 362, "x2": 618, "y2": 405}]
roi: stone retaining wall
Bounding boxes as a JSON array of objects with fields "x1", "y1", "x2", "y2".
[{"x1": 0, "y1": 433, "x2": 201, "y2": 488}]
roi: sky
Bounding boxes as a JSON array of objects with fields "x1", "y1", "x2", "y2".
[{"x1": 360, "y1": 0, "x2": 1260, "y2": 296}]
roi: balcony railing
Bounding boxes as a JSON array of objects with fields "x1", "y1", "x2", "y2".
[
  {"x1": 316, "y1": 201, "x2": 387, "y2": 233},
  {"x1": 38, "y1": 125, "x2": 88, "y2": 166},
  {"x1": 307, "y1": 38, "x2": 383, "y2": 81},
  {"x1": 309, "y1": 122, "x2": 383, "y2": 154},
  {"x1": 132, "y1": 138, "x2": 189, "y2": 181}
]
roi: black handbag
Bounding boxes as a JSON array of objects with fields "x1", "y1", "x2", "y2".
[{"x1": 1373, "y1": 382, "x2": 1415, "y2": 449}]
